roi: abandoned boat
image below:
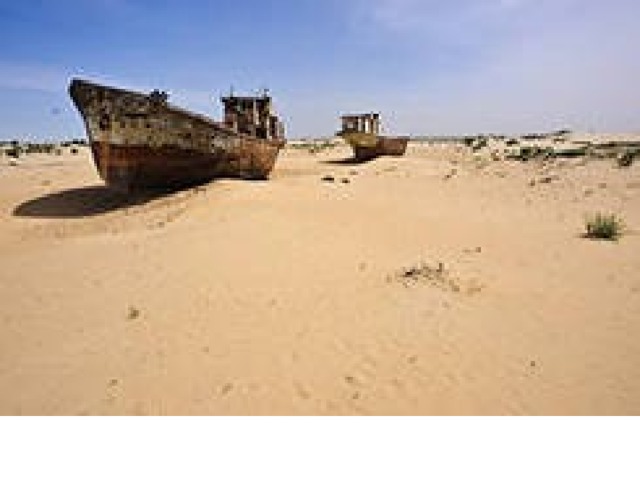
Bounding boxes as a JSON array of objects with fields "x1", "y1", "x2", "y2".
[
  {"x1": 69, "y1": 78, "x2": 286, "y2": 191},
  {"x1": 337, "y1": 113, "x2": 409, "y2": 161}
]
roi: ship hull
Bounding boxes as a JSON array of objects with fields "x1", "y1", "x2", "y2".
[
  {"x1": 340, "y1": 132, "x2": 409, "y2": 161},
  {"x1": 70, "y1": 79, "x2": 284, "y2": 191},
  {"x1": 89, "y1": 139, "x2": 281, "y2": 191},
  {"x1": 377, "y1": 136, "x2": 409, "y2": 156}
]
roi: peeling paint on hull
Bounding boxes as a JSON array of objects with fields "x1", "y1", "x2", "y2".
[{"x1": 69, "y1": 78, "x2": 285, "y2": 191}]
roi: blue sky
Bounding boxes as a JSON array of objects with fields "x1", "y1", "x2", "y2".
[{"x1": 1, "y1": 0, "x2": 639, "y2": 140}]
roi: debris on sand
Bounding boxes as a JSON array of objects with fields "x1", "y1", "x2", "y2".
[
  {"x1": 391, "y1": 260, "x2": 484, "y2": 295},
  {"x1": 538, "y1": 174, "x2": 559, "y2": 184},
  {"x1": 127, "y1": 306, "x2": 140, "y2": 320},
  {"x1": 443, "y1": 169, "x2": 457, "y2": 180}
]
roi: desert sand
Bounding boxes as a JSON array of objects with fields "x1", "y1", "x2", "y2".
[{"x1": 1, "y1": 137, "x2": 639, "y2": 415}]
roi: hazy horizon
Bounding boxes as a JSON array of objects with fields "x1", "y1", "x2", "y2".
[{"x1": 1, "y1": 0, "x2": 639, "y2": 141}]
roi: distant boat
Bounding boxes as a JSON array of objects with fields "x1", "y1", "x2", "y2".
[
  {"x1": 337, "y1": 113, "x2": 408, "y2": 160},
  {"x1": 69, "y1": 78, "x2": 286, "y2": 191}
]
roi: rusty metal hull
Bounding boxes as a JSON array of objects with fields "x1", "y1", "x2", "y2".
[
  {"x1": 90, "y1": 140, "x2": 281, "y2": 191},
  {"x1": 69, "y1": 78, "x2": 285, "y2": 191},
  {"x1": 377, "y1": 136, "x2": 409, "y2": 156},
  {"x1": 340, "y1": 132, "x2": 409, "y2": 161}
]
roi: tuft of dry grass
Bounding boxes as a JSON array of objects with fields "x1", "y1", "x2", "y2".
[{"x1": 584, "y1": 213, "x2": 624, "y2": 241}]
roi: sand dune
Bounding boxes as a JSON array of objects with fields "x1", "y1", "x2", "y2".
[{"x1": 1, "y1": 139, "x2": 639, "y2": 415}]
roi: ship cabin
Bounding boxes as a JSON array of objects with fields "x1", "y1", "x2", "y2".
[
  {"x1": 221, "y1": 93, "x2": 284, "y2": 141},
  {"x1": 340, "y1": 113, "x2": 381, "y2": 136}
]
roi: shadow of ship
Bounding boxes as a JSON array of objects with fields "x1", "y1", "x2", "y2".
[
  {"x1": 13, "y1": 186, "x2": 162, "y2": 219},
  {"x1": 321, "y1": 156, "x2": 378, "y2": 165}
]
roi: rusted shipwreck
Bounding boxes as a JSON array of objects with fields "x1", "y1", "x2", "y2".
[
  {"x1": 337, "y1": 113, "x2": 408, "y2": 161},
  {"x1": 69, "y1": 78, "x2": 286, "y2": 191}
]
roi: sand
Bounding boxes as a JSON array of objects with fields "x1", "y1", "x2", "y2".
[{"x1": 1, "y1": 138, "x2": 639, "y2": 415}]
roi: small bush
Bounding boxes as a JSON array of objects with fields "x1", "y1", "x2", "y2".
[
  {"x1": 617, "y1": 150, "x2": 638, "y2": 168},
  {"x1": 306, "y1": 141, "x2": 335, "y2": 154},
  {"x1": 521, "y1": 146, "x2": 541, "y2": 157},
  {"x1": 472, "y1": 137, "x2": 488, "y2": 151},
  {"x1": 463, "y1": 136, "x2": 476, "y2": 147},
  {"x1": 6, "y1": 147, "x2": 20, "y2": 158},
  {"x1": 584, "y1": 213, "x2": 623, "y2": 241},
  {"x1": 505, "y1": 138, "x2": 519, "y2": 146},
  {"x1": 508, "y1": 146, "x2": 553, "y2": 161},
  {"x1": 554, "y1": 146, "x2": 587, "y2": 158},
  {"x1": 553, "y1": 129, "x2": 571, "y2": 136},
  {"x1": 522, "y1": 133, "x2": 544, "y2": 140}
]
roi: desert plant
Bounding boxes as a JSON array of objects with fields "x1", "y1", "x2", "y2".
[
  {"x1": 584, "y1": 213, "x2": 623, "y2": 241},
  {"x1": 306, "y1": 140, "x2": 335, "y2": 154},
  {"x1": 554, "y1": 146, "x2": 587, "y2": 158},
  {"x1": 508, "y1": 145, "x2": 553, "y2": 161},
  {"x1": 521, "y1": 146, "x2": 541, "y2": 157},
  {"x1": 522, "y1": 133, "x2": 544, "y2": 140},
  {"x1": 463, "y1": 136, "x2": 476, "y2": 147},
  {"x1": 6, "y1": 147, "x2": 20, "y2": 158},
  {"x1": 617, "y1": 149, "x2": 638, "y2": 168},
  {"x1": 552, "y1": 129, "x2": 571, "y2": 137},
  {"x1": 472, "y1": 137, "x2": 488, "y2": 151}
]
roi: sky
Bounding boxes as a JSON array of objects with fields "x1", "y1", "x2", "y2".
[{"x1": 1, "y1": 0, "x2": 639, "y2": 140}]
